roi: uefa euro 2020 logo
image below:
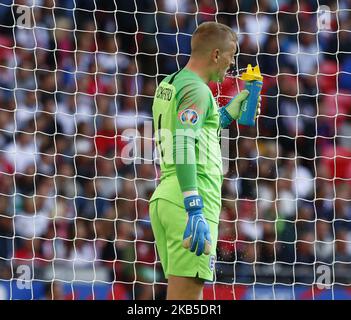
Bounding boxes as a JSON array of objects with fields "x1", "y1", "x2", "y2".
[{"x1": 179, "y1": 109, "x2": 199, "y2": 125}]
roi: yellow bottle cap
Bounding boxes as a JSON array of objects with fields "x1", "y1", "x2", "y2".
[{"x1": 240, "y1": 64, "x2": 263, "y2": 81}]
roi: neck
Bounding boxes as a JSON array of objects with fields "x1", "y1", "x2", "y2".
[{"x1": 185, "y1": 57, "x2": 211, "y2": 83}]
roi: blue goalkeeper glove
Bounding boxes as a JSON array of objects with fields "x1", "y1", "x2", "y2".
[{"x1": 182, "y1": 195, "x2": 212, "y2": 256}]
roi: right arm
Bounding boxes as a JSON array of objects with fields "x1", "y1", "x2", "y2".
[{"x1": 173, "y1": 86, "x2": 212, "y2": 256}]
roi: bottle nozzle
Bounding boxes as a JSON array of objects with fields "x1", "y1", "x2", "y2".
[{"x1": 240, "y1": 64, "x2": 263, "y2": 81}]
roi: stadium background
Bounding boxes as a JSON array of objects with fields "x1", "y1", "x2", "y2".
[{"x1": 0, "y1": 0, "x2": 351, "y2": 300}]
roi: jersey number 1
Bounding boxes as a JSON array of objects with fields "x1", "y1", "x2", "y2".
[{"x1": 157, "y1": 114, "x2": 165, "y2": 162}]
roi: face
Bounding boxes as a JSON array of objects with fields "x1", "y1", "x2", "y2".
[{"x1": 212, "y1": 40, "x2": 237, "y2": 82}]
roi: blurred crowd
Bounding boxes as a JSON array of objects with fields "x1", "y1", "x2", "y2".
[{"x1": 0, "y1": 0, "x2": 350, "y2": 299}]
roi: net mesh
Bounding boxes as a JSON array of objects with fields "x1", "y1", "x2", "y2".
[{"x1": 0, "y1": 0, "x2": 350, "y2": 300}]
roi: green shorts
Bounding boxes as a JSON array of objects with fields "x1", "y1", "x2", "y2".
[{"x1": 149, "y1": 198, "x2": 218, "y2": 282}]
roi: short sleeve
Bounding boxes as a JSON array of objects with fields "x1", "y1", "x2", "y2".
[{"x1": 174, "y1": 84, "x2": 211, "y2": 135}]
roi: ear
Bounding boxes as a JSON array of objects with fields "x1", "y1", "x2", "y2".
[{"x1": 211, "y1": 48, "x2": 220, "y2": 63}]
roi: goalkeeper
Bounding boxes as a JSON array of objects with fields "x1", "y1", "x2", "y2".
[{"x1": 149, "y1": 21, "x2": 260, "y2": 300}]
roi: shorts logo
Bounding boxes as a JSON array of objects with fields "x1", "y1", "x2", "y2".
[
  {"x1": 179, "y1": 109, "x2": 199, "y2": 125},
  {"x1": 209, "y1": 255, "x2": 216, "y2": 271}
]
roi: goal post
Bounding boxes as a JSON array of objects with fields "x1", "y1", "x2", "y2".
[{"x1": 0, "y1": 0, "x2": 350, "y2": 300}]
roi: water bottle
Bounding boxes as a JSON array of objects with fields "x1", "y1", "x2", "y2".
[{"x1": 238, "y1": 64, "x2": 263, "y2": 126}]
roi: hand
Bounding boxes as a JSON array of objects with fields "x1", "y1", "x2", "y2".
[
  {"x1": 225, "y1": 89, "x2": 249, "y2": 120},
  {"x1": 225, "y1": 90, "x2": 261, "y2": 120},
  {"x1": 182, "y1": 195, "x2": 212, "y2": 256}
]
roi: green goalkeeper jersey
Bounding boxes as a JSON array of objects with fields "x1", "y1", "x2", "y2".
[{"x1": 150, "y1": 68, "x2": 223, "y2": 223}]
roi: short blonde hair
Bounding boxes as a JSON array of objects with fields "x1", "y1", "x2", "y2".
[{"x1": 191, "y1": 22, "x2": 237, "y2": 56}]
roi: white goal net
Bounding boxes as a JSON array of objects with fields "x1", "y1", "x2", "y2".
[{"x1": 0, "y1": 0, "x2": 350, "y2": 300}]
